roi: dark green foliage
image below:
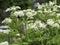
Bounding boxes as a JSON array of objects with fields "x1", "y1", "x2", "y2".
[
  {"x1": 10, "y1": 28, "x2": 60, "y2": 45},
  {"x1": 0, "y1": 32, "x2": 8, "y2": 42}
]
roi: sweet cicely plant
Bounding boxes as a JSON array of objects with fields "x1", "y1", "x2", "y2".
[{"x1": 2, "y1": 1, "x2": 60, "y2": 45}]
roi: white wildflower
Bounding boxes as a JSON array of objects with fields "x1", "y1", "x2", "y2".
[
  {"x1": 37, "y1": 10, "x2": 43, "y2": 13},
  {"x1": 26, "y1": 9, "x2": 32, "y2": 12},
  {"x1": 0, "y1": 29, "x2": 10, "y2": 34},
  {"x1": 48, "y1": 9, "x2": 52, "y2": 12},
  {"x1": 27, "y1": 23, "x2": 35, "y2": 29},
  {"x1": 47, "y1": 19, "x2": 54, "y2": 26},
  {"x1": 39, "y1": 22, "x2": 46, "y2": 29},
  {"x1": 37, "y1": 3, "x2": 42, "y2": 9},
  {"x1": 44, "y1": 8, "x2": 52, "y2": 13},
  {"x1": 31, "y1": 10, "x2": 37, "y2": 15},
  {"x1": 5, "y1": 8, "x2": 11, "y2": 12},
  {"x1": 26, "y1": 12, "x2": 33, "y2": 17},
  {"x1": 0, "y1": 41, "x2": 9, "y2": 45},
  {"x1": 10, "y1": 6, "x2": 16, "y2": 10},
  {"x1": 2, "y1": 18, "x2": 12, "y2": 23},
  {"x1": 16, "y1": 33, "x2": 20, "y2": 36},
  {"x1": 49, "y1": 1, "x2": 54, "y2": 6},
  {"x1": 14, "y1": 11, "x2": 24, "y2": 17},
  {"x1": 10, "y1": 6, "x2": 21, "y2": 10},
  {"x1": 3, "y1": 30, "x2": 10, "y2": 34},
  {"x1": 33, "y1": 26, "x2": 38, "y2": 30},
  {"x1": 23, "y1": 10, "x2": 27, "y2": 12},
  {"x1": 5, "y1": 6, "x2": 21, "y2": 12},
  {"x1": 34, "y1": 20, "x2": 46, "y2": 29},
  {"x1": 34, "y1": 20, "x2": 41, "y2": 27},
  {"x1": 44, "y1": 9, "x2": 48, "y2": 13},
  {"x1": 57, "y1": 5, "x2": 60, "y2": 8},
  {"x1": 57, "y1": 13, "x2": 60, "y2": 17},
  {"x1": 27, "y1": 20, "x2": 46, "y2": 29},
  {"x1": 53, "y1": 5, "x2": 58, "y2": 12},
  {"x1": 52, "y1": 23, "x2": 59, "y2": 27},
  {"x1": 15, "y1": 6, "x2": 21, "y2": 9}
]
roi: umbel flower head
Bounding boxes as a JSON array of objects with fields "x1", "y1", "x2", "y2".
[
  {"x1": 34, "y1": 20, "x2": 46, "y2": 29},
  {"x1": 57, "y1": 13, "x2": 60, "y2": 17},
  {"x1": 49, "y1": 1, "x2": 55, "y2": 6},
  {"x1": 47, "y1": 19, "x2": 54, "y2": 26},
  {"x1": 13, "y1": 11, "x2": 24, "y2": 17},
  {"x1": 2, "y1": 18, "x2": 12, "y2": 24},
  {"x1": 26, "y1": 10, "x2": 37, "y2": 18},
  {"x1": 5, "y1": 6, "x2": 21, "y2": 12},
  {"x1": 52, "y1": 23, "x2": 59, "y2": 28},
  {"x1": 0, "y1": 41, "x2": 9, "y2": 45},
  {"x1": 27, "y1": 20, "x2": 46, "y2": 30}
]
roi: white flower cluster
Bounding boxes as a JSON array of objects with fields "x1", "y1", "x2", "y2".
[
  {"x1": 0, "y1": 41, "x2": 9, "y2": 45},
  {"x1": 49, "y1": 1, "x2": 55, "y2": 6},
  {"x1": 37, "y1": 3, "x2": 52, "y2": 13},
  {"x1": 2, "y1": 18, "x2": 12, "y2": 24},
  {"x1": 37, "y1": 1, "x2": 60, "y2": 13},
  {"x1": 13, "y1": 9, "x2": 37, "y2": 18},
  {"x1": 26, "y1": 9, "x2": 37, "y2": 18},
  {"x1": 37, "y1": 3, "x2": 42, "y2": 10},
  {"x1": 47, "y1": 19, "x2": 54, "y2": 26},
  {"x1": 27, "y1": 20, "x2": 46, "y2": 30},
  {"x1": 57, "y1": 5, "x2": 60, "y2": 8},
  {"x1": 52, "y1": 23, "x2": 59, "y2": 27},
  {"x1": 0, "y1": 29, "x2": 10, "y2": 34},
  {"x1": 56, "y1": 13, "x2": 60, "y2": 17},
  {"x1": 16, "y1": 33, "x2": 20, "y2": 36},
  {"x1": 27, "y1": 23, "x2": 35, "y2": 29},
  {"x1": 13, "y1": 11, "x2": 24, "y2": 17},
  {"x1": 4, "y1": 1, "x2": 60, "y2": 31},
  {"x1": 47, "y1": 19, "x2": 60, "y2": 27},
  {"x1": 5, "y1": 6, "x2": 21, "y2": 12},
  {"x1": 27, "y1": 19, "x2": 60, "y2": 30},
  {"x1": 34, "y1": 20, "x2": 46, "y2": 29},
  {"x1": 44, "y1": 8, "x2": 52, "y2": 13}
]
